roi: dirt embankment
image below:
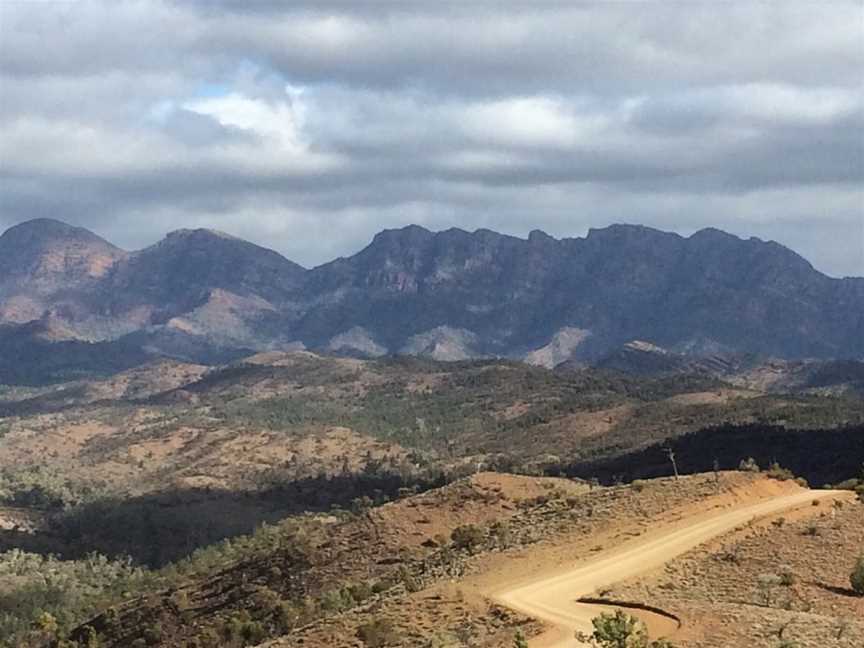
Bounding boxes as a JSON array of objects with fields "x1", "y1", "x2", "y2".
[
  {"x1": 608, "y1": 494, "x2": 864, "y2": 648},
  {"x1": 488, "y1": 488, "x2": 850, "y2": 647}
]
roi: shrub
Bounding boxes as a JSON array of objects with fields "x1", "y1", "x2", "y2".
[
  {"x1": 142, "y1": 622, "x2": 163, "y2": 645},
  {"x1": 319, "y1": 588, "x2": 354, "y2": 612},
  {"x1": 490, "y1": 521, "x2": 513, "y2": 548},
  {"x1": 739, "y1": 457, "x2": 760, "y2": 472},
  {"x1": 451, "y1": 524, "x2": 485, "y2": 553},
  {"x1": 765, "y1": 462, "x2": 795, "y2": 481},
  {"x1": 357, "y1": 618, "x2": 399, "y2": 647},
  {"x1": 851, "y1": 556, "x2": 864, "y2": 595},
  {"x1": 779, "y1": 567, "x2": 796, "y2": 587},
  {"x1": 835, "y1": 478, "x2": 859, "y2": 490},
  {"x1": 802, "y1": 524, "x2": 820, "y2": 537},
  {"x1": 346, "y1": 581, "x2": 374, "y2": 603},
  {"x1": 221, "y1": 611, "x2": 266, "y2": 646},
  {"x1": 576, "y1": 610, "x2": 676, "y2": 647}
]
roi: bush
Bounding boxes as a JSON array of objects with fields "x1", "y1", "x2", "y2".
[
  {"x1": 739, "y1": 457, "x2": 760, "y2": 472},
  {"x1": 142, "y1": 622, "x2": 163, "y2": 645},
  {"x1": 357, "y1": 618, "x2": 400, "y2": 647},
  {"x1": 851, "y1": 555, "x2": 864, "y2": 595},
  {"x1": 802, "y1": 524, "x2": 820, "y2": 537},
  {"x1": 576, "y1": 610, "x2": 676, "y2": 648},
  {"x1": 765, "y1": 462, "x2": 795, "y2": 481},
  {"x1": 835, "y1": 478, "x2": 860, "y2": 490},
  {"x1": 779, "y1": 567, "x2": 796, "y2": 587},
  {"x1": 221, "y1": 611, "x2": 266, "y2": 646},
  {"x1": 451, "y1": 524, "x2": 485, "y2": 553}
]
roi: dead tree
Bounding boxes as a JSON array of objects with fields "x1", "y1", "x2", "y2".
[{"x1": 665, "y1": 447, "x2": 679, "y2": 480}]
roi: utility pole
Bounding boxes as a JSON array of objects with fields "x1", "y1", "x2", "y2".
[{"x1": 665, "y1": 447, "x2": 679, "y2": 481}]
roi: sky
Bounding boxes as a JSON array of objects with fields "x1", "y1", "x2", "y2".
[{"x1": 0, "y1": 1, "x2": 862, "y2": 276}]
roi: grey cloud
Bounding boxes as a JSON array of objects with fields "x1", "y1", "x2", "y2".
[{"x1": 0, "y1": 0, "x2": 861, "y2": 277}]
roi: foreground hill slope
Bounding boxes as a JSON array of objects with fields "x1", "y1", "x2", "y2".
[
  {"x1": 0, "y1": 220, "x2": 862, "y2": 381},
  {"x1": 44, "y1": 473, "x2": 858, "y2": 648},
  {"x1": 0, "y1": 349, "x2": 862, "y2": 647}
]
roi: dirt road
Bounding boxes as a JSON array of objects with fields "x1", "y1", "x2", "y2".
[{"x1": 493, "y1": 488, "x2": 850, "y2": 647}]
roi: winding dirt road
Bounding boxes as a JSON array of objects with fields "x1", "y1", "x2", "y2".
[{"x1": 493, "y1": 488, "x2": 850, "y2": 647}]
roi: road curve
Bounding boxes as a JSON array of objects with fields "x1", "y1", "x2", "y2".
[{"x1": 493, "y1": 489, "x2": 850, "y2": 647}]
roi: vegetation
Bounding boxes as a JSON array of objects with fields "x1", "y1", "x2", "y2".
[
  {"x1": 739, "y1": 457, "x2": 760, "y2": 472},
  {"x1": 569, "y1": 423, "x2": 864, "y2": 487},
  {"x1": 451, "y1": 525, "x2": 485, "y2": 553},
  {"x1": 576, "y1": 610, "x2": 675, "y2": 648},
  {"x1": 765, "y1": 462, "x2": 795, "y2": 482},
  {"x1": 2, "y1": 355, "x2": 863, "y2": 646},
  {"x1": 357, "y1": 618, "x2": 400, "y2": 647},
  {"x1": 0, "y1": 550, "x2": 157, "y2": 644},
  {"x1": 851, "y1": 556, "x2": 864, "y2": 596},
  {"x1": 0, "y1": 466, "x2": 106, "y2": 510}
]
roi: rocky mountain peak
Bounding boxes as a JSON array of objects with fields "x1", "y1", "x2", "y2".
[{"x1": 0, "y1": 218, "x2": 126, "y2": 292}]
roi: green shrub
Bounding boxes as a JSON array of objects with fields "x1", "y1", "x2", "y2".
[
  {"x1": 765, "y1": 462, "x2": 795, "y2": 481},
  {"x1": 851, "y1": 555, "x2": 864, "y2": 595},
  {"x1": 779, "y1": 567, "x2": 796, "y2": 587},
  {"x1": 738, "y1": 457, "x2": 760, "y2": 472},
  {"x1": 576, "y1": 610, "x2": 676, "y2": 648},
  {"x1": 221, "y1": 611, "x2": 266, "y2": 646},
  {"x1": 319, "y1": 588, "x2": 355, "y2": 612},
  {"x1": 451, "y1": 524, "x2": 485, "y2": 553},
  {"x1": 142, "y1": 622, "x2": 163, "y2": 645},
  {"x1": 834, "y1": 478, "x2": 859, "y2": 490}
]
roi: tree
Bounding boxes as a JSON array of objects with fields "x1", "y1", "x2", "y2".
[
  {"x1": 664, "y1": 448, "x2": 679, "y2": 481},
  {"x1": 851, "y1": 555, "x2": 864, "y2": 595}
]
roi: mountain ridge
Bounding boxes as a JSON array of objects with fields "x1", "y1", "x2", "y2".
[{"x1": 0, "y1": 219, "x2": 861, "y2": 380}]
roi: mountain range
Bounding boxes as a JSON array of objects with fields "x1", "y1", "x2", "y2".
[{"x1": 0, "y1": 218, "x2": 861, "y2": 382}]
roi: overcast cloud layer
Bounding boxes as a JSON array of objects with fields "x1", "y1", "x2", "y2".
[{"x1": 0, "y1": 1, "x2": 862, "y2": 276}]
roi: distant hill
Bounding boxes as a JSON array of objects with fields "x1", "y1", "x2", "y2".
[
  {"x1": 591, "y1": 340, "x2": 864, "y2": 396},
  {"x1": 1, "y1": 219, "x2": 862, "y2": 382}
]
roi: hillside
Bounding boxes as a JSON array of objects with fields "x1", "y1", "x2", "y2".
[
  {"x1": 0, "y1": 352, "x2": 861, "y2": 568},
  {"x1": 1, "y1": 220, "x2": 862, "y2": 383},
  {"x1": 5, "y1": 470, "x2": 860, "y2": 648},
  {"x1": 0, "y1": 352, "x2": 862, "y2": 647}
]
